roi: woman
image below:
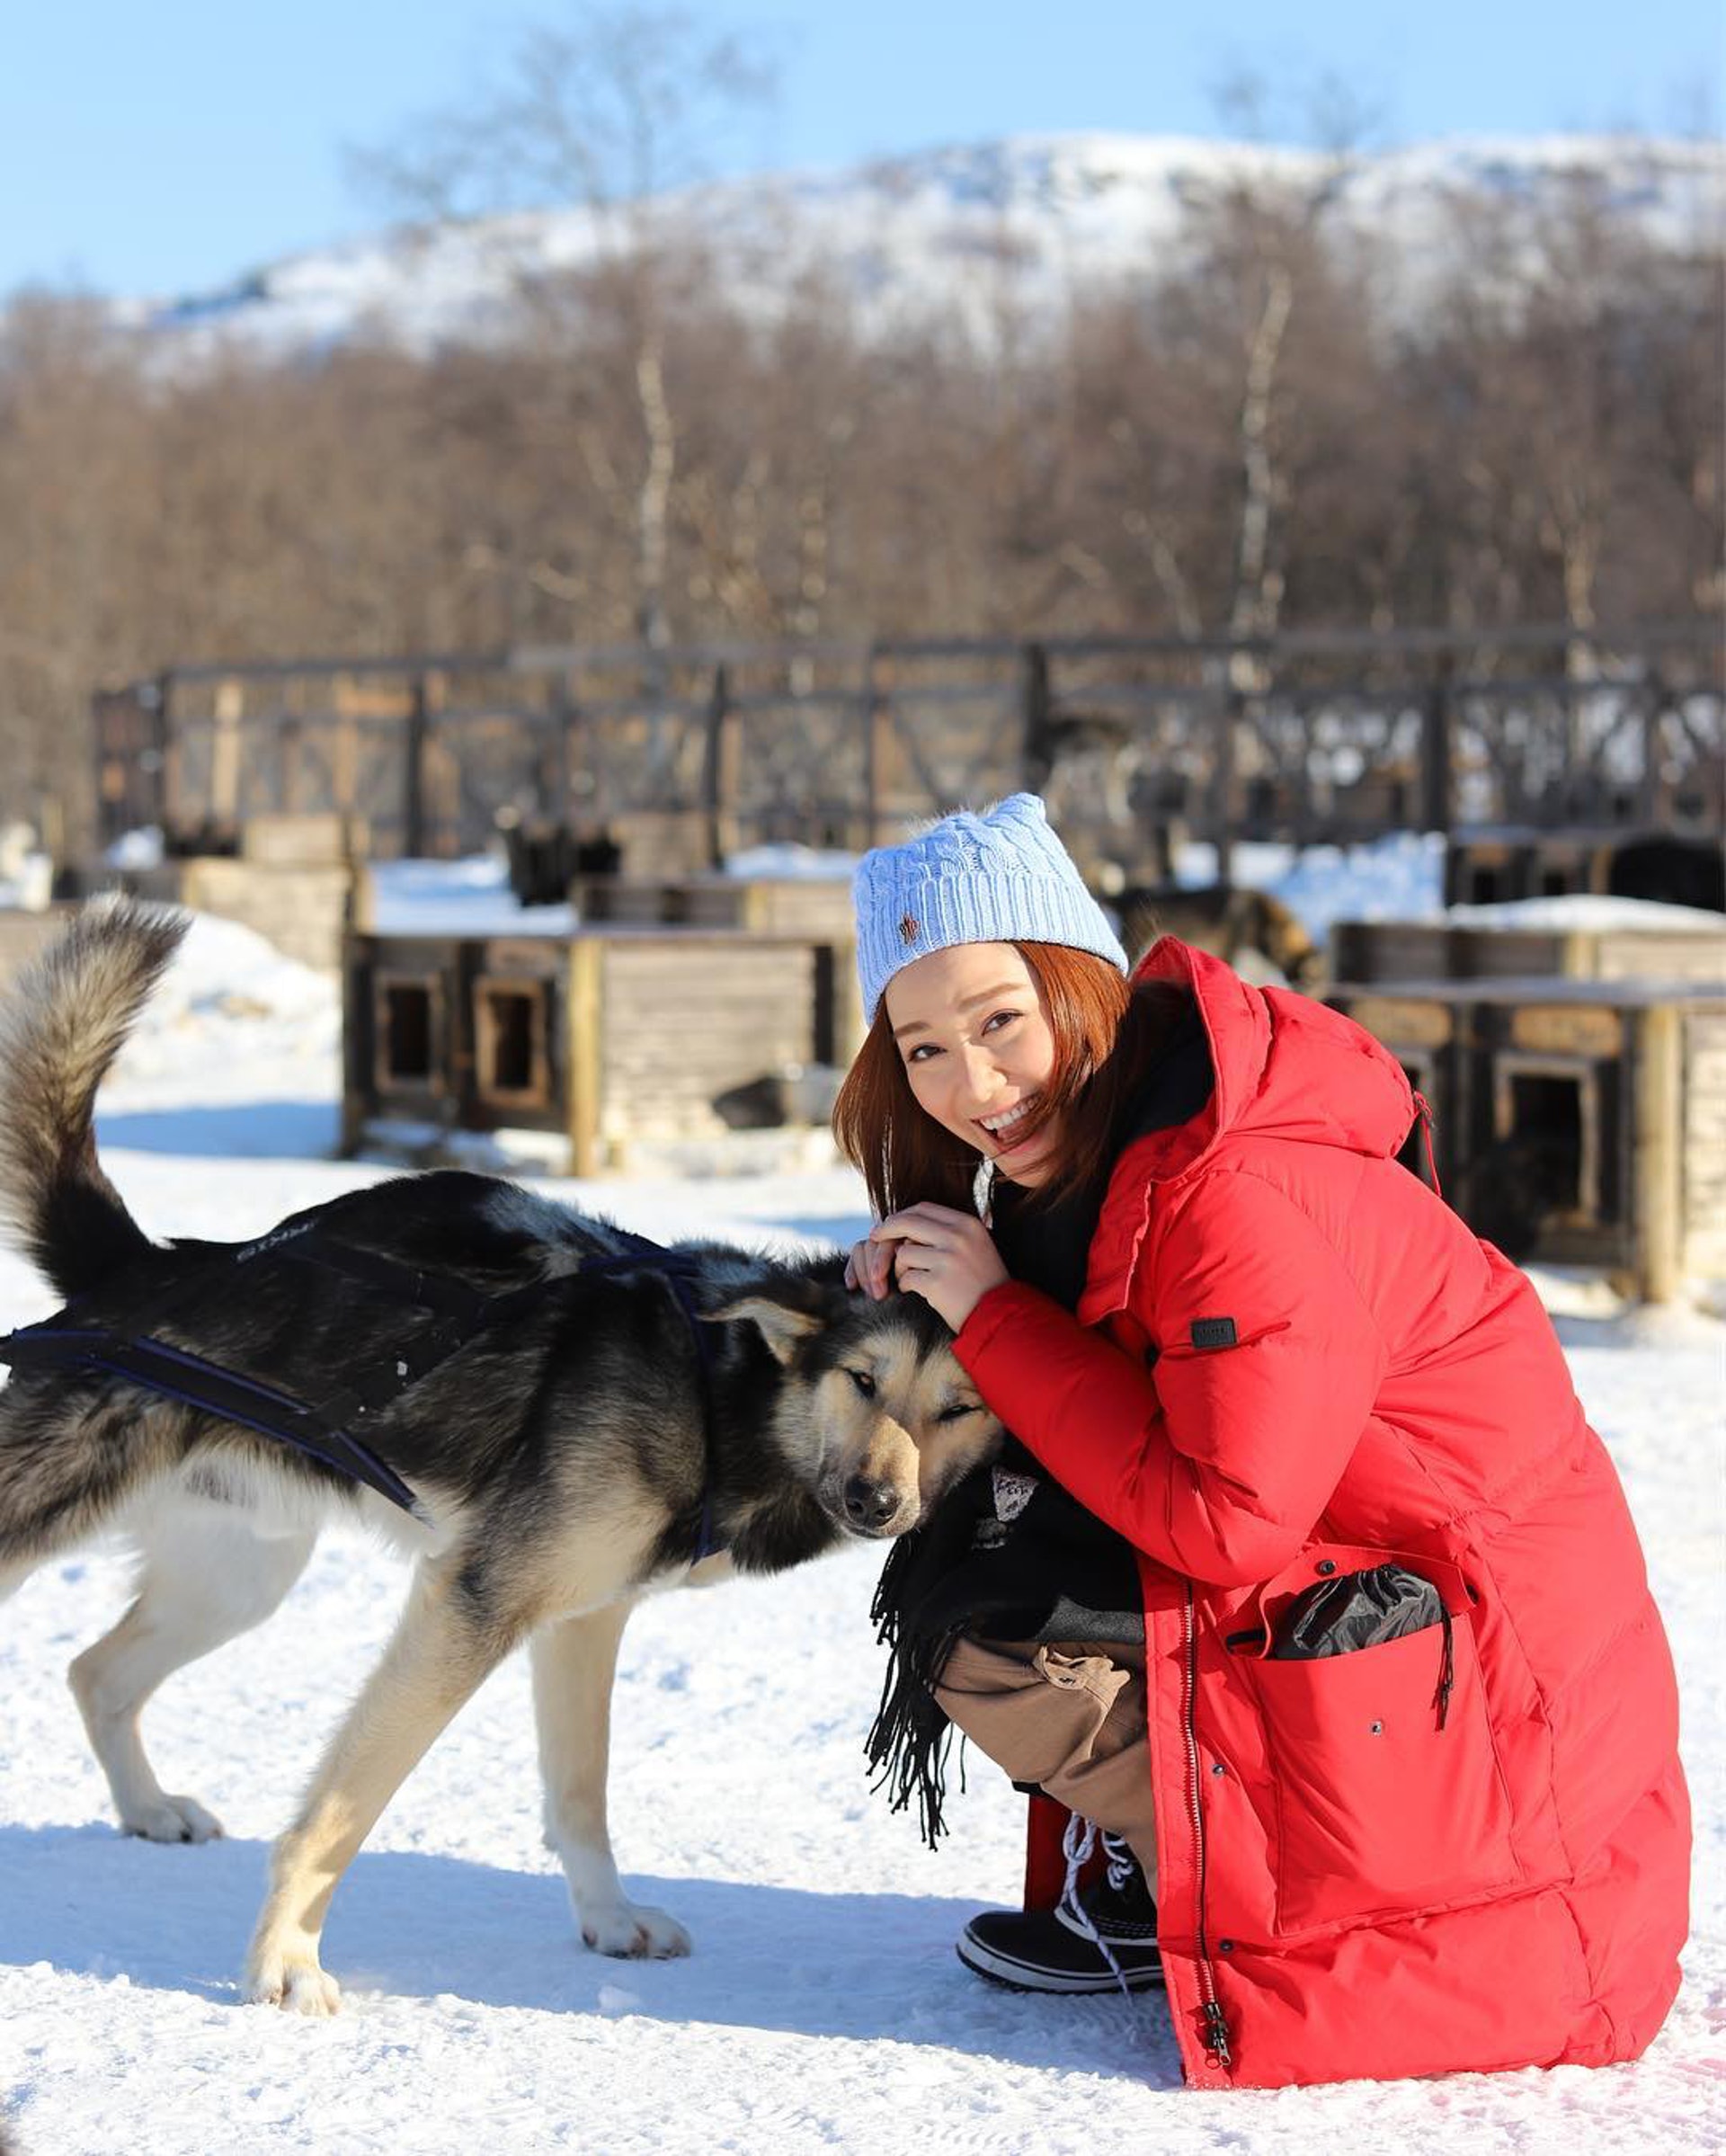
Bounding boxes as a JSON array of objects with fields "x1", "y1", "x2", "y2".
[{"x1": 833, "y1": 793, "x2": 1688, "y2": 2090}]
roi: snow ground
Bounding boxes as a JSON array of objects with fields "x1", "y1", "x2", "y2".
[{"x1": 0, "y1": 913, "x2": 1721, "y2": 2156}]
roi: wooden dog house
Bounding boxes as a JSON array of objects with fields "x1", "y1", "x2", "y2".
[
  {"x1": 1330, "y1": 905, "x2": 1726, "y2": 990},
  {"x1": 1329, "y1": 976, "x2": 1726, "y2": 1300},
  {"x1": 344, "y1": 925, "x2": 863, "y2": 1174},
  {"x1": 1444, "y1": 827, "x2": 1724, "y2": 913},
  {"x1": 569, "y1": 874, "x2": 857, "y2": 938}
]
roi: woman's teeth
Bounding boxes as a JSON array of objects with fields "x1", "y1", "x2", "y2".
[{"x1": 981, "y1": 1098, "x2": 1036, "y2": 1139}]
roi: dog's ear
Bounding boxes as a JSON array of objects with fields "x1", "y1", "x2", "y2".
[{"x1": 707, "y1": 1278, "x2": 836, "y2": 1367}]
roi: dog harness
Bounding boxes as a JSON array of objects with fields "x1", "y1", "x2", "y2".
[{"x1": 0, "y1": 1222, "x2": 726, "y2": 1560}]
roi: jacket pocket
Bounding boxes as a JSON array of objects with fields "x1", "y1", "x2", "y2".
[{"x1": 1239, "y1": 1545, "x2": 1519, "y2": 1935}]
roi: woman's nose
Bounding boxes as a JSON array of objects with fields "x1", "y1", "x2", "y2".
[{"x1": 958, "y1": 1046, "x2": 1005, "y2": 1110}]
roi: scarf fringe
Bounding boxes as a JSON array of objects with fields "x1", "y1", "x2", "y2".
[{"x1": 865, "y1": 1528, "x2": 967, "y2": 1849}]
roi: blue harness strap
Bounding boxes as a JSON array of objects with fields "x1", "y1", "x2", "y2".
[
  {"x1": 0, "y1": 1224, "x2": 727, "y2": 1558},
  {"x1": 0, "y1": 1323, "x2": 425, "y2": 1516}
]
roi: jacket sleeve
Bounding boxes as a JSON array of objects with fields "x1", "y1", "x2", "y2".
[{"x1": 952, "y1": 1170, "x2": 1388, "y2": 1588}]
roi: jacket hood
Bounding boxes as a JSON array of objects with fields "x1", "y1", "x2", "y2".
[
  {"x1": 1136, "y1": 937, "x2": 1416, "y2": 1173},
  {"x1": 1080, "y1": 938, "x2": 1417, "y2": 1317}
]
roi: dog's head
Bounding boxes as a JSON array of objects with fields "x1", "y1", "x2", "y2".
[{"x1": 713, "y1": 1278, "x2": 1004, "y2": 1538}]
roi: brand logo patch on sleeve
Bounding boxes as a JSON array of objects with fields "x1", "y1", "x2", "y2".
[{"x1": 1189, "y1": 1316, "x2": 1239, "y2": 1350}]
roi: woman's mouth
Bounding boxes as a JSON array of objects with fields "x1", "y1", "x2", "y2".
[{"x1": 978, "y1": 1096, "x2": 1038, "y2": 1153}]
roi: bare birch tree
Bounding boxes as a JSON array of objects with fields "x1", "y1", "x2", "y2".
[{"x1": 353, "y1": 4, "x2": 777, "y2": 655}]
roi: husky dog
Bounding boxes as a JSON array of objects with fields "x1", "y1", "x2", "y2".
[
  {"x1": 1115, "y1": 882, "x2": 1321, "y2": 988},
  {"x1": 0, "y1": 902, "x2": 1003, "y2": 2014}
]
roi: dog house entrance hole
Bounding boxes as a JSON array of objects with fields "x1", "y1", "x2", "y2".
[
  {"x1": 476, "y1": 977, "x2": 550, "y2": 1106},
  {"x1": 1460, "y1": 860, "x2": 1509, "y2": 905},
  {"x1": 377, "y1": 975, "x2": 439, "y2": 1088},
  {"x1": 1495, "y1": 1063, "x2": 1594, "y2": 1226}
]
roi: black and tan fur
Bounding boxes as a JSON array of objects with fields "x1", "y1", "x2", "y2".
[
  {"x1": 0, "y1": 900, "x2": 1002, "y2": 2014},
  {"x1": 1117, "y1": 882, "x2": 1321, "y2": 986}
]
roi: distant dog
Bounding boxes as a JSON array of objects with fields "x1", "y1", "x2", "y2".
[
  {"x1": 1116, "y1": 882, "x2": 1321, "y2": 987},
  {"x1": 0, "y1": 902, "x2": 1002, "y2": 2014}
]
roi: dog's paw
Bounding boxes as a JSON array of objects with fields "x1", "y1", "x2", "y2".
[
  {"x1": 122, "y1": 1793, "x2": 225, "y2": 1844},
  {"x1": 580, "y1": 1902, "x2": 692, "y2": 1960},
  {"x1": 246, "y1": 1949, "x2": 343, "y2": 2017}
]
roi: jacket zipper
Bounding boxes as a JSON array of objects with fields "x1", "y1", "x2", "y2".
[{"x1": 1182, "y1": 1583, "x2": 1233, "y2": 2073}]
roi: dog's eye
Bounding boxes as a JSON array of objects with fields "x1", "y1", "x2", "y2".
[
  {"x1": 938, "y1": 1402, "x2": 979, "y2": 1422},
  {"x1": 846, "y1": 1368, "x2": 876, "y2": 1397}
]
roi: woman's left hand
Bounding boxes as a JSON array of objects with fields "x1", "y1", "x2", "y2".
[{"x1": 869, "y1": 1204, "x2": 1010, "y2": 1333}]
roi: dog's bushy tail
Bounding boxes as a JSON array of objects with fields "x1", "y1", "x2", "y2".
[{"x1": 0, "y1": 896, "x2": 187, "y2": 1300}]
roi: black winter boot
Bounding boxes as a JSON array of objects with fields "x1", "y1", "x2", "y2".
[{"x1": 956, "y1": 1829, "x2": 1164, "y2": 1994}]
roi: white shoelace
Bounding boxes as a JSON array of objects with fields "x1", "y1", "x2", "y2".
[
  {"x1": 1100, "y1": 1829, "x2": 1137, "y2": 1894},
  {"x1": 1057, "y1": 1813, "x2": 1135, "y2": 2002}
]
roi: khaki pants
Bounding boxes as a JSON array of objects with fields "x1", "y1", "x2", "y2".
[{"x1": 934, "y1": 1635, "x2": 1159, "y2": 1898}]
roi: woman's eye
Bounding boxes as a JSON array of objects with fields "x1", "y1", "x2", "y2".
[
  {"x1": 983, "y1": 1011, "x2": 1019, "y2": 1034},
  {"x1": 848, "y1": 1368, "x2": 877, "y2": 1396},
  {"x1": 905, "y1": 1043, "x2": 937, "y2": 1065}
]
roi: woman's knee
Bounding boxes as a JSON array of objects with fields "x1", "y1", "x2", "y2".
[{"x1": 934, "y1": 1635, "x2": 1137, "y2": 1788}]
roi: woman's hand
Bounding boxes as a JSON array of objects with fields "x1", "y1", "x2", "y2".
[
  {"x1": 864, "y1": 1203, "x2": 1010, "y2": 1333},
  {"x1": 843, "y1": 1234, "x2": 895, "y2": 1301}
]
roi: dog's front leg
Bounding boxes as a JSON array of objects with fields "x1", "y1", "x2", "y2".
[
  {"x1": 531, "y1": 1602, "x2": 692, "y2": 1960},
  {"x1": 246, "y1": 1564, "x2": 517, "y2": 2015}
]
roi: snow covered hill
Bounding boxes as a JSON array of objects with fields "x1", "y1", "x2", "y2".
[{"x1": 127, "y1": 132, "x2": 1726, "y2": 360}]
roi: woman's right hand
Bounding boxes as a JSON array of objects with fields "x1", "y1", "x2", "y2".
[{"x1": 844, "y1": 1234, "x2": 894, "y2": 1300}]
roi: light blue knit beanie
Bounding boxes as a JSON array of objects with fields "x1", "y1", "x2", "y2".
[{"x1": 852, "y1": 794, "x2": 1128, "y2": 1020}]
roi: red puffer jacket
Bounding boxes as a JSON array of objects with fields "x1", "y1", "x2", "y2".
[{"x1": 951, "y1": 938, "x2": 1689, "y2": 2089}]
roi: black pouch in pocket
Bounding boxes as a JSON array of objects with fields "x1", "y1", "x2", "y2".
[{"x1": 1270, "y1": 1562, "x2": 1446, "y2": 1661}]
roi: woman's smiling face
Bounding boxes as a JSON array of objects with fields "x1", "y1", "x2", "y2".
[{"x1": 882, "y1": 942, "x2": 1061, "y2": 1187}]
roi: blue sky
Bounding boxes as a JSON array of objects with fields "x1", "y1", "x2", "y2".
[{"x1": 4, "y1": 0, "x2": 1719, "y2": 300}]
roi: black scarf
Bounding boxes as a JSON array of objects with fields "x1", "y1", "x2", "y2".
[{"x1": 866, "y1": 999, "x2": 1214, "y2": 1846}]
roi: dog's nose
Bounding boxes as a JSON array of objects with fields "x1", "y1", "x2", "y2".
[{"x1": 843, "y1": 1474, "x2": 901, "y2": 1530}]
